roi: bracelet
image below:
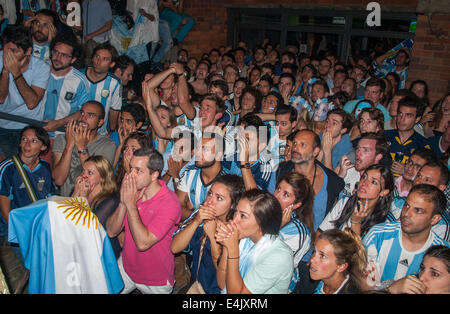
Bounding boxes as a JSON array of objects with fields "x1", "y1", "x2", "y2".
[
  {"x1": 228, "y1": 256, "x2": 239, "y2": 260},
  {"x1": 351, "y1": 219, "x2": 362, "y2": 225},
  {"x1": 14, "y1": 74, "x2": 23, "y2": 81}
]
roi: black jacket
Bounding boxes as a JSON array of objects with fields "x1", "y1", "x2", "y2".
[{"x1": 276, "y1": 160, "x2": 345, "y2": 218}]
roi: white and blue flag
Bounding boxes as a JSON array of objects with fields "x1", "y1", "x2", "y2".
[{"x1": 8, "y1": 196, "x2": 124, "y2": 294}]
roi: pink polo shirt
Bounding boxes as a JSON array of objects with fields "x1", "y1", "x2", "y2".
[{"x1": 122, "y1": 180, "x2": 181, "y2": 286}]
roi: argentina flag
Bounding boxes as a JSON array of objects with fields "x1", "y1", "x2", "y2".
[{"x1": 8, "y1": 196, "x2": 124, "y2": 294}]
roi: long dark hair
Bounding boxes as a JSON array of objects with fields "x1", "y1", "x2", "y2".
[
  {"x1": 332, "y1": 164, "x2": 394, "y2": 237},
  {"x1": 211, "y1": 174, "x2": 246, "y2": 221},
  {"x1": 276, "y1": 172, "x2": 315, "y2": 241}
]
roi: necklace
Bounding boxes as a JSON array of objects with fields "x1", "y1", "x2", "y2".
[{"x1": 311, "y1": 164, "x2": 317, "y2": 189}]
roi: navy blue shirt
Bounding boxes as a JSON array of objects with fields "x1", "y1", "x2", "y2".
[
  {"x1": 0, "y1": 157, "x2": 55, "y2": 236},
  {"x1": 188, "y1": 227, "x2": 221, "y2": 294}
]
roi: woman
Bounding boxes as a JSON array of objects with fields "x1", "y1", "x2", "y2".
[
  {"x1": 319, "y1": 164, "x2": 394, "y2": 237},
  {"x1": 387, "y1": 245, "x2": 450, "y2": 294},
  {"x1": 115, "y1": 132, "x2": 152, "y2": 188},
  {"x1": 170, "y1": 175, "x2": 245, "y2": 294},
  {"x1": 230, "y1": 78, "x2": 247, "y2": 111},
  {"x1": 310, "y1": 228, "x2": 368, "y2": 294},
  {"x1": 215, "y1": 189, "x2": 294, "y2": 294},
  {"x1": 273, "y1": 172, "x2": 315, "y2": 292},
  {"x1": 72, "y1": 155, "x2": 121, "y2": 258}
]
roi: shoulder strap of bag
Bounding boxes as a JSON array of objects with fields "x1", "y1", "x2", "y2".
[
  {"x1": 194, "y1": 234, "x2": 208, "y2": 280},
  {"x1": 12, "y1": 155, "x2": 38, "y2": 203}
]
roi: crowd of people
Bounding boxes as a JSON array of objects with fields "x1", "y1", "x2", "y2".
[{"x1": 0, "y1": 0, "x2": 449, "y2": 295}]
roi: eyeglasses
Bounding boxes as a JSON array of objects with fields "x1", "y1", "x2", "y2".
[
  {"x1": 405, "y1": 159, "x2": 423, "y2": 170},
  {"x1": 52, "y1": 49, "x2": 72, "y2": 59}
]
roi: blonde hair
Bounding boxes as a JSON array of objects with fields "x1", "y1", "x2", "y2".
[{"x1": 85, "y1": 155, "x2": 118, "y2": 209}]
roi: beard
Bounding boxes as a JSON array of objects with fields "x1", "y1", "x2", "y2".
[
  {"x1": 33, "y1": 31, "x2": 48, "y2": 43},
  {"x1": 195, "y1": 158, "x2": 216, "y2": 169},
  {"x1": 291, "y1": 151, "x2": 313, "y2": 165},
  {"x1": 52, "y1": 61, "x2": 72, "y2": 72}
]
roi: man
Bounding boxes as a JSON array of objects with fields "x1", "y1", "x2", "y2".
[
  {"x1": 373, "y1": 48, "x2": 410, "y2": 89},
  {"x1": 343, "y1": 77, "x2": 390, "y2": 122},
  {"x1": 52, "y1": 101, "x2": 116, "y2": 196},
  {"x1": 177, "y1": 134, "x2": 225, "y2": 221},
  {"x1": 222, "y1": 114, "x2": 275, "y2": 191},
  {"x1": 337, "y1": 132, "x2": 389, "y2": 195},
  {"x1": 394, "y1": 148, "x2": 437, "y2": 197},
  {"x1": 350, "y1": 65, "x2": 368, "y2": 99},
  {"x1": 82, "y1": 43, "x2": 122, "y2": 136},
  {"x1": 233, "y1": 47, "x2": 248, "y2": 79},
  {"x1": 278, "y1": 73, "x2": 296, "y2": 105},
  {"x1": 384, "y1": 89, "x2": 422, "y2": 134},
  {"x1": 223, "y1": 64, "x2": 239, "y2": 97},
  {"x1": 0, "y1": 126, "x2": 54, "y2": 254},
  {"x1": 82, "y1": 0, "x2": 113, "y2": 67},
  {"x1": 0, "y1": 25, "x2": 50, "y2": 158},
  {"x1": 331, "y1": 69, "x2": 347, "y2": 95},
  {"x1": 319, "y1": 109, "x2": 353, "y2": 170},
  {"x1": 318, "y1": 58, "x2": 333, "y2": 90},
  {"x1": 257, "y1": 74, "x2": 274, "y2": 97},
  {"x1": 274, "y1": 129, "x2": 344, "y2": 294},
  {"x1": 110, "y1": 102, "x2": 147, "y2": 148},
  {"x1": 41, "y1": 31, "x2": 89, "y2": 139},
  {"x1": 364, "y1": 184, "x2": 449, "y2": 288},
  {"x1": 272, "y1": 104, "x2": 298, "y2": 165},
  {"x1": 385, "y1": 95, "x2": 430, "y2": 176},
  {"x1": 390, "y1": 160, "x2": 450, "y2": 242},
  {"x1": 251, "y1": 46, "x2": 266, "y2": 67},
  {"x1": 24, "y1": 9, "x2": 58, "y2": 64},
  {"x1": 274, "y1": 129, "x2": 345, "y2": 229},
  {"x1": 106, "y1": 147, "x2": 181, "y2": 294},
  {"x1": 112, "y1": 55, "x2": 136, "y2": 88}
]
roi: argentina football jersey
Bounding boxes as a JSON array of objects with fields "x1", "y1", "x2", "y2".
[
  {"x1": 363, "y1": 221, "x2": 449, "y2": 282},
  {"x1": 41, "y1": 68, "x2": 90, "y2": 138},
  {"x1": 82, "y1": 69, "x2": 122, "y2": 136}
]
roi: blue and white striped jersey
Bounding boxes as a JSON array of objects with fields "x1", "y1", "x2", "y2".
[
  {"x1": 389, "y1": 197, "x2": 450, "y2": 242},
  {"x1": 41, "y1": 68, "x2": 90, "y2": 138},
  {"x1": 176, "y1": 165, "x2": 226, "y2": 211},
  {"x1": 280, "y1": 216, "x2": 311, "y2": 293},
  {"x1": 82, "y1": 69, "x2": 122, "y2": 135},
  {"x1": 363, "y1": 221, "x2": 449, "y2": 282}
]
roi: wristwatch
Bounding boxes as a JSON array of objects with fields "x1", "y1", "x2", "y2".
[
  {"x1": 240, "y1": 162, "x2": 251, "y2": 169},
  {"x1": 78, "y1": 148, "x2": 88, "y2": 155},
  {"x1": 178, "y1": 72, "x2": 188, "y2": 78}
]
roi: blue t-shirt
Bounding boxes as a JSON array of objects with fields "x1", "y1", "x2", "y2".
[{"x1": 187, "y1": 227, "x2": 221, "y2": 294}]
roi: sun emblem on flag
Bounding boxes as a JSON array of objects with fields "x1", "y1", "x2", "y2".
[{"x1": 57, "y1": 198, "x2": 99, "y2": 229}]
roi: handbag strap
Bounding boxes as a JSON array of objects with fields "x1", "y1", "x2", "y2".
[
  {"x1": 194, "y1": 234, "x2": 208, "y2": 280},
  {"x1": 12, "y1": 155, "x2": 38, "y2": 203}
]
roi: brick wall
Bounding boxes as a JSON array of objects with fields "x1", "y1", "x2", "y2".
[{"x1": 406, "y1": 13, "x2": 450, "y2": 105}]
